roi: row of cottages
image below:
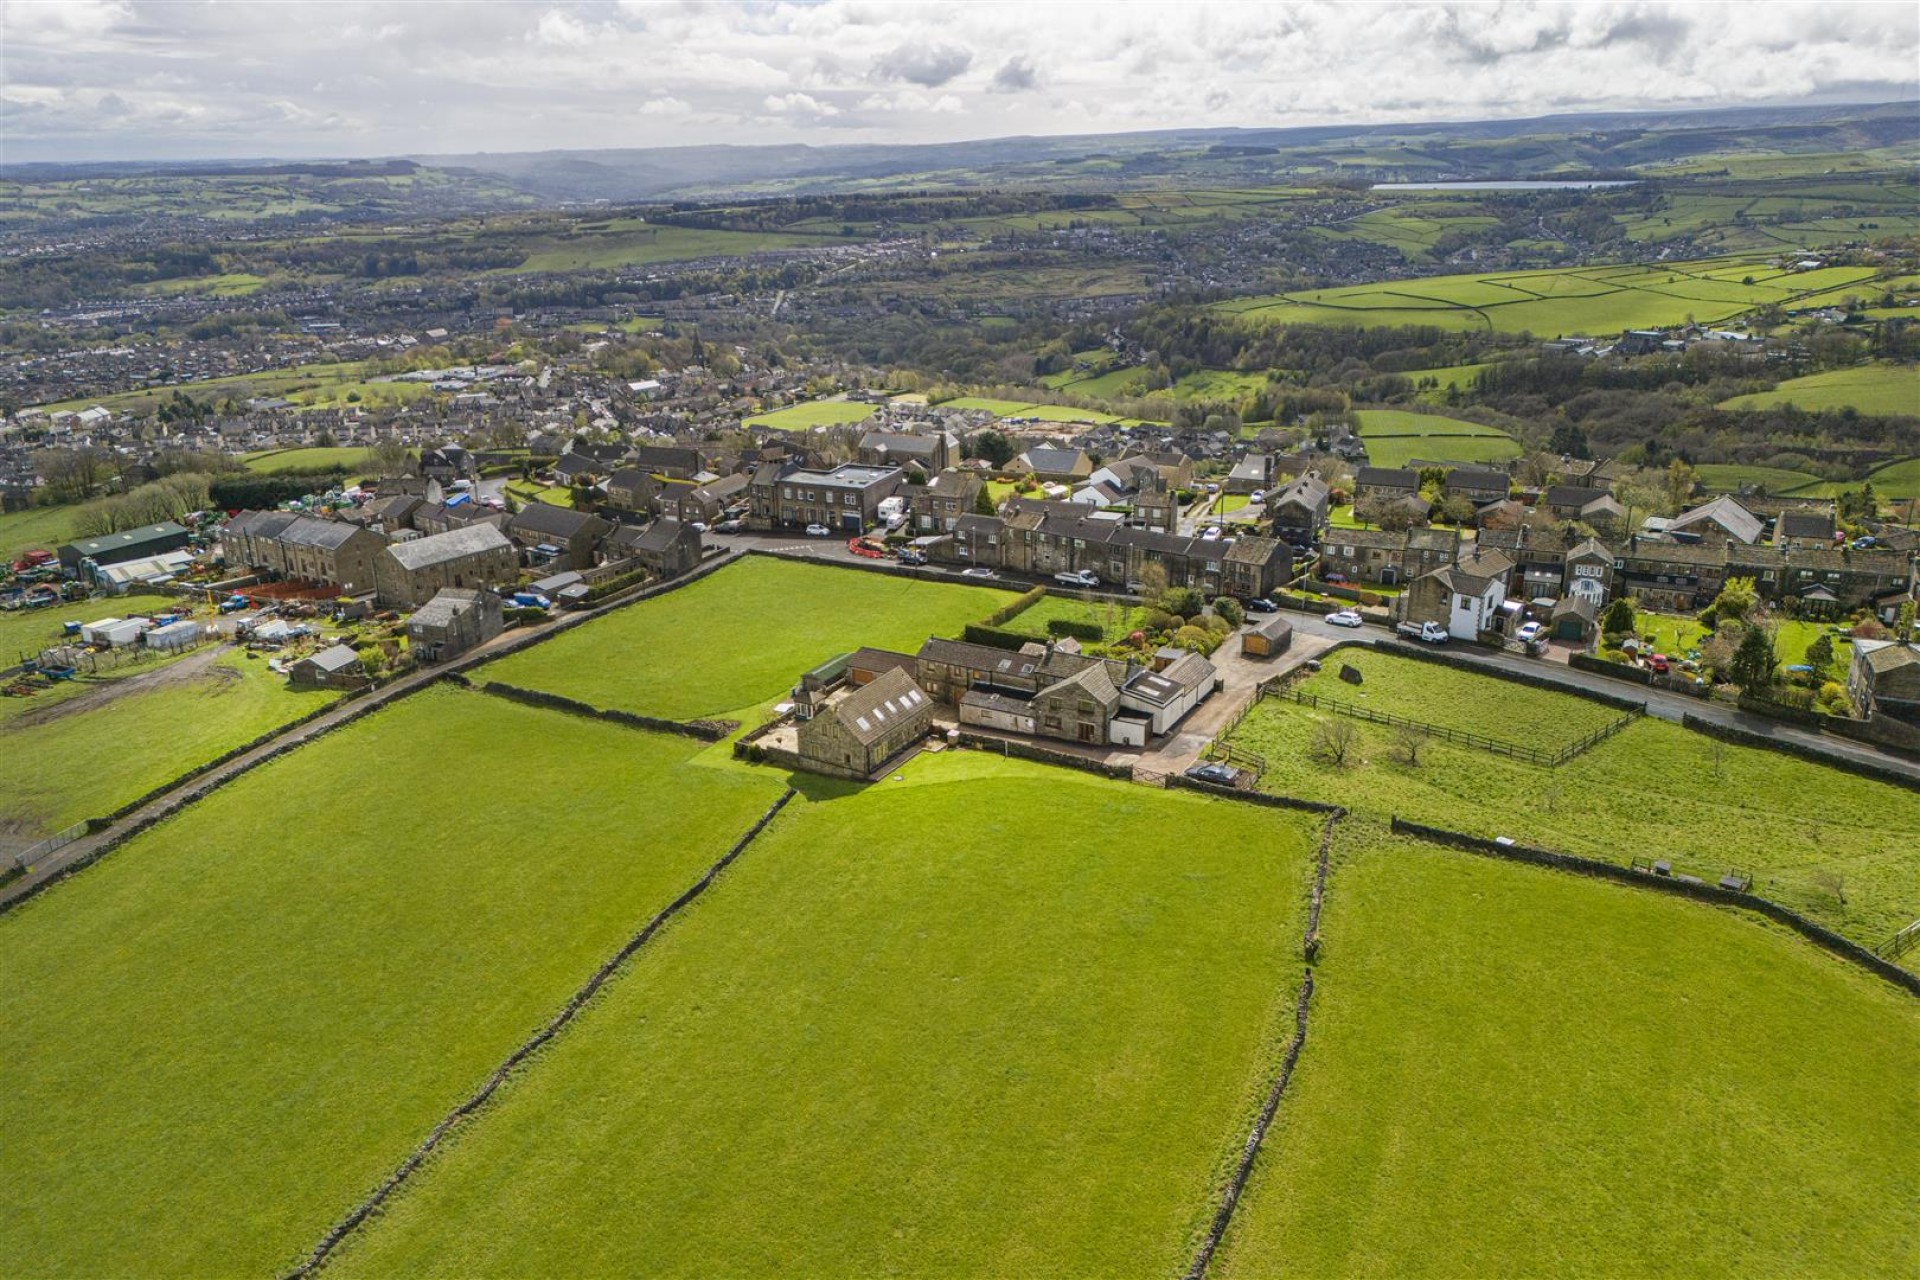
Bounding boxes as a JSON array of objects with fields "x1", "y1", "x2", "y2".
[
  {"x1": 223, "y1": 511, "x2": 386, "y2": 596},
  {"x1": 859, "y1": 429, "x2": 956, "y2": 474},
  {"x1": 941, "y1": 503, "x2": 1292, "y2": 599},
  {"x1": 504, "y1": 503, "x2": 610, "y2": 571},
  {"x1": 902, "y1": 471, "x2": 984, "y2": 535},
  {"x1": 915, "y1": 637, "x2": 1218, "y2": 748},
  {"x1": 1318, "y1": 526, "x2": 1462, "y2": 586},
  {"x1": 747, "y1": 461, "x2": 906, "y2": 532}
]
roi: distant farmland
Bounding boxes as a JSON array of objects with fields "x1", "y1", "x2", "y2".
[
  {"x1": 1217, "y1": 256, "x2": 1884, "y2": 335},
  {"x1": 1354, "y1": 409, "x2": 1522, "y2": 469},
  {"x1": 741, "y1": 399, "x2": 878, "y2": 430},
  {"x1": 1718, "y1": 361, "x2": 1920, "y2": 417}
]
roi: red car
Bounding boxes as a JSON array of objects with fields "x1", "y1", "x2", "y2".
[{"x1": 1648, "y1": 653, "x2": 1670, "y2": 674}]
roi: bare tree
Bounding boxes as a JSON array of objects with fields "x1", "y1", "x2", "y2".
[
  {"x1": 1810, "y1": 869, "x2": 1847, "y2": 907},
  {"x1": 1393, "y1": 723, "x2": 1427, "y2": 766},
  {"x1": 368, "y1": 439, "x2": 413, "y2": 479},
  {"x1": 1312, "y1": 717, "x2": 1356, "y2": 766},
  {"x1": 1708, "y1": 740, "x2": 1726, "y2": 780}
]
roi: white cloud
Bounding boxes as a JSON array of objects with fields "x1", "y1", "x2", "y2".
[{"x1": 0, "y1": 0, "x2": 1911, "y2": 161}]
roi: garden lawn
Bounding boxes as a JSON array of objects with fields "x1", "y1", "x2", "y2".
[
  {"x1": 1225, "y1": 689, "x2": 1920, "y2": 955},
  {"x1": 0, "y1": 648, "x2": 338, "y2": 849},
  {"x1": 1289, "y1": 648, "x2": 1623, "y2": 752},
  {"x1": 330, "y1": 752, "x2": 1319, "y2": 1277},
  {"x1": 1718, "y1": 362, "x2": 1920, "y2": 417},
  {"x1": 742, "y1": 400, "x2": 878, "y2": 430},
  {"x1": 1216, "y1": 829, "x2": 1920, "y2": 1280},
  {"x1": 481, "y1": 556, "x2": 1003, "y2": 721},
  {"x1": 996, "y1": 594, "x2": 1149, "y2": 644},
  {"x1": 0, "y1": 686, "x2": 786, "y2": 1278}
]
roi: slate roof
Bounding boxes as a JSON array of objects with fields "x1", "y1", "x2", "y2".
[
  {"x1": 1356, "y1": 467, "x2": 1418, "y2": 491},
  {"x1": 385, "y1": 523, "x2": 512, "y2": 570},
  {"x1": 1669, "y1": 495, "x2": 1764, "y2": 544},
  {"x1": 917, "y1": 637, "x2": 1041, "y2": 681},
  {"x1": 279, "y1": 515, "x2": 367, "y2": 550},
  {"x1": 509, "y1": 503, "x2": 604, "y2": 540},
  {"x1": 831, "y1": 667, "x2": 932, "y2": 746},
  {"x1": 300, "y1": 644, "x2": 364, "y2": 673}
]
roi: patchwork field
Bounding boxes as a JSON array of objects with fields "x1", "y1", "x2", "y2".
[
  {"x1": 1216, "y1": 830, "x2": 1920, "y2": 1279},
  {"x1": 1718, "y1": 362, "x2": 1920, "y2": 416},
  {"x1": 1788, "y1": 457, "x2": 1920, "y2": 501},
  {"x1": 1218, "y1": 256, "x2": 1883, "y2": 336},
  {"x1": 741, "y1": 399, "x2": 878, "y2": 430},
  {"x1": 1353, "y1": 409, "x2": 1522, "y2": 469},
  {"x1": 0, "y1": 686, "x2": 787, "y2": 1278},
  {"x1": 481, "y1": 556, "x2": 1003, "y2": 721},
  {"x1": 1227, "y1": 649, "x2": 1920, "y2": 953},
  {"x1": 34, "y1": 360, "x2": 432, "y2": 415},
  {"x1": 0, "y1": 647, "x2": 338, "y2": 852},
  {"x1": 328, "y1": 752, "x2": 1319, "y2": 1276}
]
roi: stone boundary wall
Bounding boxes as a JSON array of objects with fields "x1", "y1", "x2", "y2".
[
  {"x1": 1375, "y1": 637, "x2": 1647, "y2": 714},
  {"x1": 953, "y1": 731, "x2": 1136, "y2": 780},
  {"x1": 286, "y1": 787, "x2": 800, "y2": 1278},
  {"x1": 1681, "y1": 712, "x2": 1920, "y2": 795},
  {"x1": 467, "y1": 679, "x2": 734, "y2": 741},
  {"x1": 1390, "y1": 817, "x2": 1920, "y2": 999}
]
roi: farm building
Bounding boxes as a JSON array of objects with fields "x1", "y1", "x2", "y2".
[
  {"x1": 794, "y1": 666, "x2": 935, "y2": 778},
  {"x1": 374, "y1": 523, "x2": 517, "y2": 609},
  {"x1": 1242, "y1": 614, "x2": 1294, "y2": 659},
  {"x1": 287, "y1": 644, "x2": 368, "y2": 691},
  {"x1": 59, "y1": 522, "x2": 190, "y2": 576},
  {"x1": 406, "y1": 589, "x2": 504, "y2": 663}
]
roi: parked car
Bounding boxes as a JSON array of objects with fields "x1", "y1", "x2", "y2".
[
  {"x1": 804, "y1": 523, "x2": 830, "y2": 537},
  {"x1": 1327, "y1": 609, "x2": 1363, "y2": 628},
  {"x1": 896, "y1": 548, "x2": 928, "y2": 566},
  {"x1": 1126, "y1": 580, "x2": 1146, "y2": 594},
  {"x1": 1200, "y1": 526, "x2": 1222, "y2": 541},
  {"x1": 1323, "y1": 572, "x2": 1349, "y2": 584},
  {"x1": 1648, "y1": 653, "x2": 1671, "y2": 674},
  {"x1": 689, "y1": 521, "x2": 708, "y2": 533},
  {"x1": 713, "y1": 519, "x2": 743, "y2": 534},
  {"x1": 1514, "y1": 621, "x2": 1545, "y2": 645},
  {"x1": 960, "y1": 567, "x2": 997, "y2": 579},
  {"x1": 1184, "y1": 762, "x2": 1241, "y2": 787},
  {"x1": 1054, "y1": 569, "x2": 1101, "y2": 588},
  {"x1": 1396, "y1": 620, "x2": 1448, "y2": 644},
  {"x1": 1244, "y1": 596, "x2": 1280, "y2": 613}
]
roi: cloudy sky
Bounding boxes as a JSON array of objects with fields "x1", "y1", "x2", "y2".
[{"x1": 3, "y1": 0, "x2": 1915, "y2": 164}]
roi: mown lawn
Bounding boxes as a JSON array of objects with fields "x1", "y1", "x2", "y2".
[
  {"x1": 482, "y1": 556, "x2": 1002, "y2": 721},
  {"x1": 995, "y1": 593, "x2": 1150, "y2": 644},
  {"x1": 1217, "y1": 828, "x2": 1920, "y2": 1280},
  {"x1": 742, "y1": 399, "x2": 878, "y2": 430},
  {"x1": 1226, "y1": 676, "x2": 1920, "y2": 954},
  {"x1": 1289, "y1": 648, "x2": 1624, "y2": 752},
  {"x1": 329, "y1": 752, "x2": 1319, "y2": 1277},
  {"x1": 0, "y1": 686, "x2": 787, "y2": 1278},
  {"x1": 0, "y1": 648, "x2": 338, "y2": 848}
]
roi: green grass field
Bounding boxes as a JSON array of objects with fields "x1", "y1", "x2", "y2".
[
  {"x1": 0, "y1": 647, "x2": 338, "y2": 849},
  {"x1": 482, "y1": 557, "x2": 1002, "y2": 721},
  {"x1": 742, "y1": 400, "x2": 879, "y2": 430},
  {"x1": 1216, "y1": 829, "x2": 1920, "y2": 1279},
  {"x1": 0, "y1": 687, "x2": 787, "y2": 1278},
  {"x1": 1228, "y1": 651, "x2": 1920, "y2": 954},
  {"x1": 1786, "y1": 457, "x2": 1920, "y2": 501},
  {"x1": 243, "y1": 445, "x2": 378, "y2": 475},
  {"x1": 329, "y1": 752, "x2": 1318, "y2": 1277},
  {"x1": 0, "y1": 502, "x2": 85, "y2": 560},
  {"x1": 1219, "y1": 256, "x2": 1883, "y2": 336},
  {"x1": 1290, "y1": 648, "x2": 1622, "y2": 750},
  {"x1": 1718, "y1": 362, "x2": 1920, "y2": 416},
  {"x1": 512, "y1": 224, "x2": 841, "y2": 272},
  {"x1": 33, "y1": 360, "x2": 431, "y2": 415},
  {"x1": 1692, "y1": 463, "x2": 1825, "y2": 493},
  {"x1": 1354, "y1": 409, "x2": 1522, "y2": 469},
  {"x1": 1397, "y1": 361, "x2": 1497, "y2": 395}
]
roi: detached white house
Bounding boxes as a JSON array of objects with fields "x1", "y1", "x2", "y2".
[{"x1": 1408, "y1": 547, "x2": 1514, "y2": 641}]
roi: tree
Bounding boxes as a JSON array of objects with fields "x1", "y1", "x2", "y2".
[
  {"x1": 1394, "y1": 724, "x2": 1427, "y2": 767},
  {"x1": 1311, "y1": 718, "x2": 1356, "y2": 766},
  {"x1": 1212, "y1": 596, "x2": 1244, "y2": 628},
  {"x1": 368, "y1": 439, "x2": 413, "y2": 479},
  {"x1": 1805, "y1": 633, "x2": 1835, "y2": 673},
  {"x1": 965, "y1": 429, "x2": 1014, "y2": 468},
  {"x1": 973, "y1": 485, "x2": 998, "y2": 516},
  {"x1": 1809, "y1": 869, "x2": 1847, "y2": 907},
  {"x1": 1602, "y1": 597, "x2": 1635, "y2": 636},
  {"x1": 1135, "y1": 562, "x2": 1169, "y2": 602},
  {"x1": 1665, "y1": 458, "x2": 1698, "y2": 512},
  {"x1": 1706, "y1": 576, "x2": 1758, "y2": 627},
  {"x1": 1160, "y1": 585, "x2": 1204, "y2": 619},
  {"x1": 1729, "y1": 624, "x2": 1777, "y2": 696}
]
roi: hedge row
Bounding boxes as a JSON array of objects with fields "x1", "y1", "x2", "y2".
[
  {"x1": 961, "y1": 623, "x2": 1034, "y2": 651},
  {"x1": 1046, "y1": 618, "x2": 1105, "y2": 642},
  {"x1": 983, "y1": 585, "x2": 1046, "y2": 627}
]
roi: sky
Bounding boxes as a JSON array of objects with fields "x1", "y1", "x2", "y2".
[{"x1": 2, "y1": 0, "x2": 1916, "y2": 164}]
